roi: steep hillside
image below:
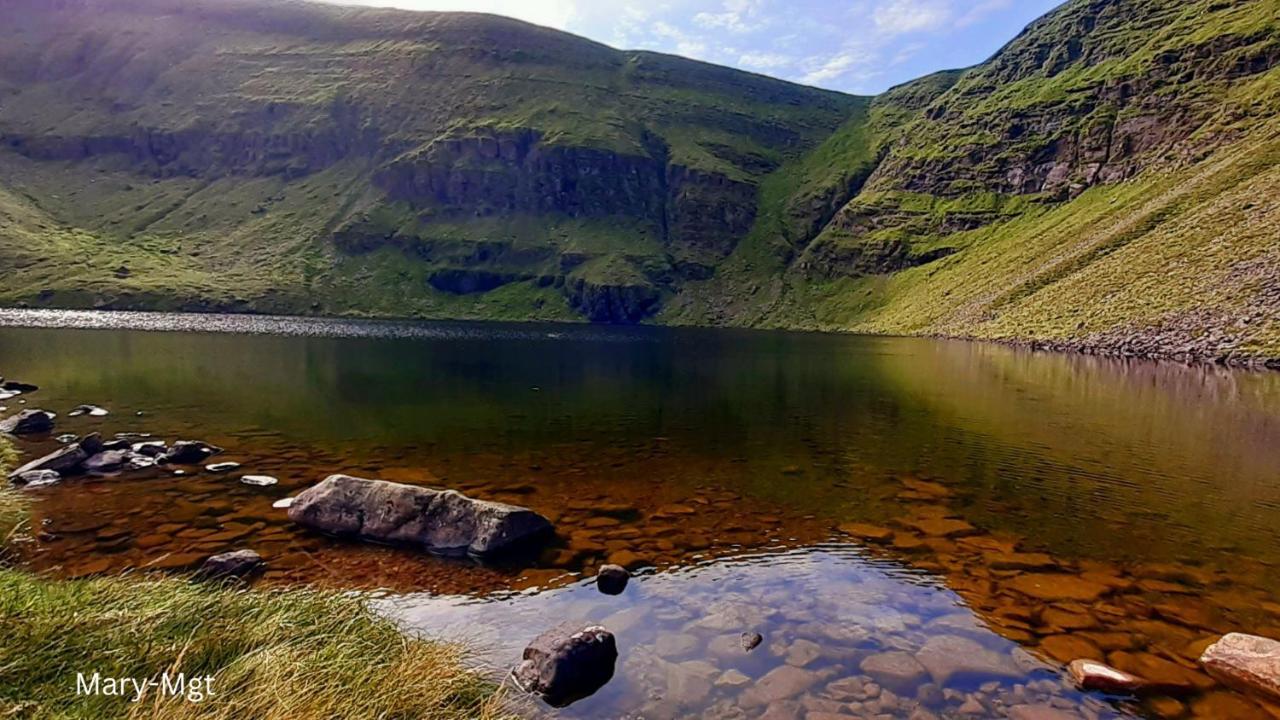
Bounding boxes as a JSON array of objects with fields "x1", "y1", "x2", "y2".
[
  {"x1": 668, "y1": 0, "x2": 1280, "y2": 363},
  {"x1": 0, "y1": 0, "x2": 860, "y2": 321},
  {"x1": 1, "y1": 0, "x2": 1278, "y2": 362}
]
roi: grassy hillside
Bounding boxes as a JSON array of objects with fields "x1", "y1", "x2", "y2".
[
  {"x1": 668, "y1": 0, "x2": 1280, "y2": 363},
  {"x1": 0, "y1": 0, "x2": 1277, "y2": 362},
  {"x1": 0, "y1": 0, "x2": 859, "y2": 321}
]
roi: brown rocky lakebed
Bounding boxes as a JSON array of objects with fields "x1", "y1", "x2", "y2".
[{"x1": 3, "y1": 310, "x2": 1280, "y2": 719}]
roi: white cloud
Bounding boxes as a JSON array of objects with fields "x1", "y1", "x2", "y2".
[
  {"x1": 738, "y1": 51, "x2": 794, "y2": 70},
  {"x1": 871, "y1": 0, "x2": 953, "y2": 36},
  {"x1": 801, "y1": 46, "x2": 874, "y2": 84},
  {"x1": 317, "y1": 0, "x2": 581, "y2": 30},
  {"x1": 692, "y1": 0, "x2": 767, "y2": 33}
]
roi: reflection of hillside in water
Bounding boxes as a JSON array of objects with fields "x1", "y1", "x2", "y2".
[{"x1": 872, "y1": 339, "x2": 1280, "y2": 573}]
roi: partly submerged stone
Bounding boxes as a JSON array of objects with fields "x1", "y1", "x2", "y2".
[
  {"x1": 1199, "y1": 632, "x2": 1280, "y2": 702},
  {"x1": 158, "y1": 440, "x2": 223, "y2": 465},
  {"x1": 596, "y1": 564, "x2": 629, "y2": 595},
  {"x1": 0, "y1": 409, "x2": 56, "y2": 435},
  {"x1": 205, "y1": 461, "x2": 241, "y2": 473},
  {"x1": 15, "y1": 469, "x2": 61, "y2": 487},
  {"x1": 240, "y1": 475, "x2": 278, "y2": 487},
  {"x1": 287, "y1": 474, "x2": 553, "y2": 556},
  {"x1": 194, "y1": 549, "x2": 265, "y2": 582},
  {"x1": 7, "y1": 433, "x2": 101, "y2": 480},
  {"x1": 68, "y1": 404, "x2": 109, "y2": 417},
  {"x1": 1067, "y1": 659, "x2": 1148, "y2": 694},
  {"x1": 513, "y1": 623, "x2": 617, "y2": 708}
]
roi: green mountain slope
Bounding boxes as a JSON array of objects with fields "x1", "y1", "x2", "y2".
[{"x1": 1, "y1": 0, "x2": 1277, "y2": 362}]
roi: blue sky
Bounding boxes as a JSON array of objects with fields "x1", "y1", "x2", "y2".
[{"x1": 320, "y1": 0, "x2": 1065, "y2": 94}]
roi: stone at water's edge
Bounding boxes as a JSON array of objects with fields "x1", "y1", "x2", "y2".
[
  {"x1": 7, "y1": 433, "x2": 102, "y2": 480},
  {"x1": 287, "y1": 474, "x2": 553, "y2": 556},
  {"x1": 0, "y1": 409, "x2": 56, "y2": 435},
  {"x1": 1067, "y1": 659, "x2": 1147, "y2": 695},
  {"x1": 195, "y1": 549, "x2": 265, "y2": 582},
  {"x1": 1199, "y1": 632, "x2": 1280, "y2": 702},
  {"x1": 16, "y1": 469, "x2": 61, "y2": 487},
  {"x1": 513, "y1": 623, "x2": 618, "y2": 708},
  {"x1": 159, "y1": 440, "x2": 223, "y2": 465}
]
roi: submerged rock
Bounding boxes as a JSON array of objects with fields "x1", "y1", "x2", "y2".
[
  {"x1": 1199, "y1": 632, "x2": 1280, "y2": 702},
  {"x1": 0, "y1": 409, "x2": 56, "y2": 435},
  {"x1": 861, "y1": 651, "x2": 928, "y2": 692},
  {"x1": 914, "y1": 635, "x2": 1022, "y2": 685},
  {"x1": 194, "y1": 549, "x2": 265, "y2": 582},
  {"x1": 68, "y1": 404, "x2": 109, "y2": 417},
  {"x1": 159, "y1": 440, "x2": 223, "y2": 465},
  {"x1": 596, "y1": 564, "x2": 629, "y2": 595},
  {"x1": 1, "y1": 381, "x2": 38, "y2": 393},
  {"x1": 287, "y1": 474, "x2": 553, "y2": 556},
  {"x1": 1067, "y1": 659, "x2": 1147, "y2": 694},
  {"x1": 513, "y1": 623, "x2": 617, "y2": 708}
]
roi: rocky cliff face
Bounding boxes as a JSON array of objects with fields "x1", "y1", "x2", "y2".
[
  {"x1": 796, "y1": 0, "x2": 1280, "y2": 280},
  {"x1": 0, "y1": 0, "x2": 857, "y2": 323}
]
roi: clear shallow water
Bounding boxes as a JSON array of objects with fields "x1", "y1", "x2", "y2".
[{"x1": 2, "y1": 309, "x2": 1280, "y2": 718}]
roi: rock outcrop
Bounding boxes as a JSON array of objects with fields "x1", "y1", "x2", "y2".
[
  {"x1": 286, "y1": 474, "x2": 553, "y2": 556},
  {"x1": 513, "y1": 624, "x2": 618, "y2": 708}
]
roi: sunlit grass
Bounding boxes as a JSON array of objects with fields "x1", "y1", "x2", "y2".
[{"x1": 0, "y1": 440, "x2": 508, "y2": 720}]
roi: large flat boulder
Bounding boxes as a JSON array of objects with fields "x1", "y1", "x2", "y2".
[
  {"x1": 287, "y1": 474, "x2": 553, "y2": 556},
  {"x1": 1200, "y1": 632, "x2": 1280, "y2": 702}
]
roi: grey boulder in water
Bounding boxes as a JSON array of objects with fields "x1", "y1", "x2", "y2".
[
  {"x1": 513, "y1": 623, "x2": 618, "y2": 708},
  {"x1": 287, "y1": 474, "x2": 552, "y2": 556}
]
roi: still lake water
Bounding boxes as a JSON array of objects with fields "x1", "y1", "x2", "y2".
[{"x1": 2, "y1": 309, "x2": 1280, "y2": 719}]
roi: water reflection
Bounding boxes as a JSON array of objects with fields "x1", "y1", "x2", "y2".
[
  {"x1": 2, "y1": 311, "x2": 1280, "y2": 718},
  {"x1": 382, "y1": 546, "x2": 1128, "y2": 719}
]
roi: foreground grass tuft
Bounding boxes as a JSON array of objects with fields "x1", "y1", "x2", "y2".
[{"x1": 0, "y1": 440, "x2": 506, "y2": 720}]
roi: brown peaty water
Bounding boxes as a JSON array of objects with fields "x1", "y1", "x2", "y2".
[{"x1": 2, "y1": 309, "x2": 1280, "y2": 719}]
